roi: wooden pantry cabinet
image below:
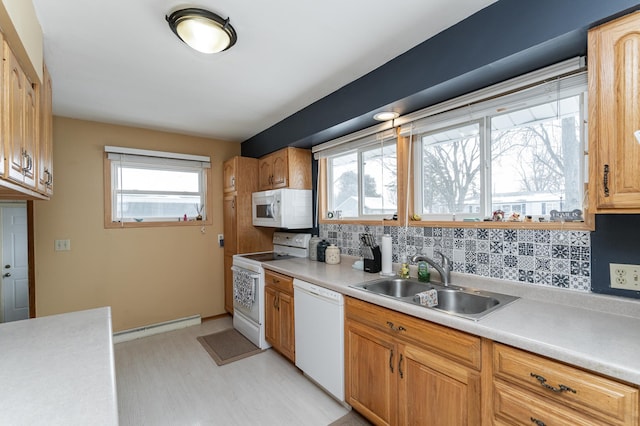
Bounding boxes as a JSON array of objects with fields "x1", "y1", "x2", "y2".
[
  {"x1": 345, "y1": 297, "x2": 482, "y2": 426},
  {"x1": 264, "y1": 269, "x2": 295, "y2": 362},
  {"x1": 489, "y1": 342, "x2": 639, "y2": 426},
  {"x1": 258, "y1": 147, "x2": 312, "y2": 190},
  {"x1": 222, "y1": 156, "x2": 274, "y2": 313},
  {"x1": 588, "y1": 12, "x2": 640, "y2": 212}
]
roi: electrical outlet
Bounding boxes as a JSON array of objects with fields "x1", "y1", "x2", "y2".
[
  {"x1": 610, "y1": 263, "x2": 640, "y2": 290},
  {"x1": 54, "y1": 239, "x2": 71, "y2": 251},
  {"x1": 218, "y1": 234, "x2": 224, "y2": 248}
]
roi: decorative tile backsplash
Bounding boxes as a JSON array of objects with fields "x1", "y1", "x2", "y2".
[{"x1": 319, "y1": 224, "x2": 591, "y2": 292}]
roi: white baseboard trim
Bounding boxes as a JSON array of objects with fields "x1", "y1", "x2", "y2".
[{"x1": 113, "y1": 314, "x2": 201, "y2": 344}]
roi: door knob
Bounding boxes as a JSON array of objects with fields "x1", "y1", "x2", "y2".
[{"x1": 3, "y1": 273, "x2": 11, "y2": 278}]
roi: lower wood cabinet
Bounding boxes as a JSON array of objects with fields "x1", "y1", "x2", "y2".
[
  {"x1": 490, "y1": 342, "x2": 639, "y2": 426},
  {"x1": 345, "y1": 297, "x2": 481, "y2": 425},
  {"x1": 264, "y1": 269, "x2": 295, "y2": 362}
]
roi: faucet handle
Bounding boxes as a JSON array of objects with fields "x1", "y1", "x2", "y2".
[{"x1": 435, "y1": 251, "x2": 451, "y2": 269}]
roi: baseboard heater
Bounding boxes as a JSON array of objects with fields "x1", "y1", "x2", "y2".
[{"x1": 113, "y1": 314, "x2": 201, "y2": 344}]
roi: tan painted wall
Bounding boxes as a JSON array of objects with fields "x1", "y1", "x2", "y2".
[
  {"x1": 0, "y1": 0, "x2": 43, "y2": 82},
  {"x1": 33, "y1": 117, "x2": 241, "y2": 332}
]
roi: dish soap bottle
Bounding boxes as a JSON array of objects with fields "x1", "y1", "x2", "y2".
[
  {"x1": 399, "y1": 255, "x2": 410, "y2": 279},
  {"x1": 418, "y1": 261, "x2": 430, "y2": 282}
]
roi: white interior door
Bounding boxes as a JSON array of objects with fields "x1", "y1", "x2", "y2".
[{"x1": 1, "y1": 206, "x2": 28, "y2": 322}]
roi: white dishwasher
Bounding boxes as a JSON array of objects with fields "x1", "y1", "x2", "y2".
[{"x1": 293, "y1": 278, "x2": 344, "y2": 402}]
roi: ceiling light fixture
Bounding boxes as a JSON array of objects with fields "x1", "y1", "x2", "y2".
[
  {"x1": 166, "y1": 8, "x2": 237, "y2": 54},
  {"x1": 373, "y1": 111, "x2": 400, "y2": 121}
]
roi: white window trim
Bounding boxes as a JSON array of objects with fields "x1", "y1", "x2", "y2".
[{"x1": 104, "y1": 146, "x2": 211, "y2": 228}]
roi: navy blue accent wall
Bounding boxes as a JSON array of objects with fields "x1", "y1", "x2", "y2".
[
  {"x1": 240, "y1": 0, "x2": 640, "y2": 299},
  {"x1": 591, "y1": 215, "x2": 640, "y2": 299},
  {"x1": 241, "y1": 0, "x2": 640, "y2": 158}
]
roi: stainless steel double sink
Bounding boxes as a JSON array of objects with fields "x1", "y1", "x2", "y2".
[{"x1": 351, "y1": 278, "x2": 519, "y2": 320}]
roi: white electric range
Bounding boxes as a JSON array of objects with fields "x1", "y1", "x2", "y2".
[{"x1": 231, "y1": 232, "x2": 311, "y2": 349}]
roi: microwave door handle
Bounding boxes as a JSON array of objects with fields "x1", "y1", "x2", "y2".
[{"x1": 271, "y1": 202, "x2": 278, "y2": 218}]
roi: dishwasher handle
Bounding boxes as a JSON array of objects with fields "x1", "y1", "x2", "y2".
[{"x1": 293, "y1": 279, "x2": 344, "y2": 305}]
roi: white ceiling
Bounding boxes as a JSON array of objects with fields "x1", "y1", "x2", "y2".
[{"x1": 31, "y1": 0, "x2": 497, "y2": 142}]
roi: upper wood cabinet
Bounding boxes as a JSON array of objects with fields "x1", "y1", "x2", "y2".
[
  {"x1": 589, "y1": 12, "x2": 640, "y2": 213},
  {"x1": 37, "y1": 65, "x2": 53, "y2": 195},
  {"x1": 223, "y1": 156, "x2": 238, "y2": 193},
  {"x1": 3, "y1": 41, "x2": 38, "y2": 189},
  {"x1": 258, "y1": 147, "x2": 312, "y2": 191}
]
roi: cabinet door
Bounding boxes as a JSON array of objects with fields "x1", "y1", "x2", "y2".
[
  {"x1": 224, "y1": 254, "x2": 234, "y2": 314},
  {"x1": 38, "y1": 66, "x2": 53, "y2": 195},
  {"x1": 4, "y1": 44, "x2": 25, "y2": 184},
  {"x1": 277, "y1": 290, "x2": 295, "y2": 362},
  {"x1": 264, "y1": 286, "x2": 279, "y2": 347},
  {"x1": 22, "y1": 79, "x2": 37, "y2": 189},
  {"x1": 223, "y1": 195, "x2": 237, "y2": 254},
  {"x1": 398, "y1": 343, "x2": 481, "y2": 426},
  {"x1": 589, "y1": 12, "x2": 640, "y2": 210},
  {"x1": 258, "y1": 156, "x2": 273, "y2": 190},
  {"x1": 345, "y1": 321, "x2": 397, "y2": 426},
  {"x1": 222, "y1": 157, "x2": 237, "y2": 193},
  {"x1": 271, "y1": 150, "x2": 288, "y2": 188}
]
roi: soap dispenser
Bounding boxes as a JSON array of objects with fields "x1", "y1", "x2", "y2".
[{"x1": 399, "y1": 255, "x2": 410, "y2": 279}]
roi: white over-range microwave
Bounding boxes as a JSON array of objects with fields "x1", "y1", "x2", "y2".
[{"x1": 252, "y1": 188, "x2": 312, "y2": 229}]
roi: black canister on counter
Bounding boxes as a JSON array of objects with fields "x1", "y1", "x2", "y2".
[{"x1": 317, "y1": 240, "x2": 330, "y2": 262}]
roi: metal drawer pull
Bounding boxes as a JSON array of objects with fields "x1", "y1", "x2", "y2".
[
  {"x1": 386, "y1": 321, "x2": 406, "y2": 332},
  {"x1": 530, "y1": 373, "x2": 576, "y2": 394},
  {"x1": 603, "y1": 164, "x2": 610, "y2": 197},
  {"x1": 398, "y1": 354, "x2": 404, "y2": 379},
  {"x1": 530, "y1": 417, "x2": 546, "y2": 426},
  {"x1": 389, "y1": 349, "x2": 394, "y2": 373}
]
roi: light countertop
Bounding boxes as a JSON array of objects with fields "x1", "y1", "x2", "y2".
[
  {"x1": 263, "y1": 256, "x2": 640, "y2": 386},
  {"x1": 0, "y1": 307, "x2": 119, "y2": 425}
]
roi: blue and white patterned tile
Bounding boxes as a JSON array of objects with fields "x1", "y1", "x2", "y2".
[
  {"x1": 518, "y1": 242, "x2": 534, "y2": 256},
  {"x1": 453, "y1": 249, "x2": 465, "y2": 263},
  {"x1": 534, "y1": 230, "x2": 551, "y2": 244},
  {"x1": 465, "y1": 251, "x2": 477, "y2": 264},
  {"x1": 423, "y1": 237, "x2": 434, "y2": 247},
  {"x1": 534, "y1": 271, "x2": 552, "y2": 286},
  {"x1": 519, "y1": 270, "x2": 535, "y2": 283},
  {"x1": 454, "y1": 239, "x2": 464, "y2": 250},
  {"x1": 443, "y1": 238, "x2": 453, "y2": 249},
  {"x1": 570, "y1": 260, "x2": 590, "y2": 277},
  {"x1": 570, "y1": 231, "x2": 590, "y2": 246},
  {"x1": 433, "y1": 227, "x2": 443, "y2": 237},
  {"x1": 465, "y1": 240, "x2": 477, "y2": 252},
  {"x1": 550, "y1": 230, "x2": 571, "y2": 245},
  {"x1": 490, "y1": 266, "x2": 504, "y2": 279},
  {"x1": 517, "y1": 229, "x2": 534, "y2": 242},
  {"x1": 504, "y1": 229, "x2": 518, "y2": 242},
  {"x1": 504, "y1": 268, "x2": 519, "y2": 281},
  {"x1": 443, "y1": 228, "x2": 454, "y2": 238},
  {"x1": 535, "y1": 257, "x2": 551, "y2": 272},
  {"x1": 423, "y1": 227, "x2": 433, "y2": 237},
  {"x1": 570, "y1": 246, "x2": 590, "y2": 261},
  {"x1": 551, "y1": 245, "x2": 570, "y2": 259},
  {"x1": 504, "y1": 255, "x2": 518, "y2": 268},
  {"x1": 477, "y1": 252, "x2": 490, "y2": 264},
  {"x1": 570, "y1": 275, "x2": 591, "y2": 291},
  {"x1": 490, "y1": 229, "x2": 503, "y2": 241},
  {"x1": 490, "y1": 241, "x2": 504, "y2": 254},
  {"x1": 453, "y1": 228, "x2": 465, "y2": 239},
  {"x1": 534, "y1": 243, "x2": 551, "y2": 258},
  {"x1": 551, "y1": 259, "x2": 570, "y2": 274},
  {"x1": 477, "y1": 228, "x2": 490, "y2": 240},
  {"x1": 465, "y1": 263, "x2": 477, "y2": 274},
  {"x1": 453, "y1": 261, "x2": 465, "y2": 273},
  {"x1": 477, "y1": 240, "x2": 490, "y2": 253},
  {"x1": 503, "y1": 242, "x2": 518, "y2": 255},
  {"x1": 465, "y1": 228, "x2": 477, "y2": 240},
  {"x1": 406, "y1": 245, "x2": 418, "y2": 257},
  {"x1": 552, "y1": 274, "x2": 570, "y2": 288},
  {"x1": 490, "y1": 253, "x2": 502, "y2": 265},
  {"x1": 518, "y1": 256, "x2": 535, "y2": 270},
  {"x1": 477, "y1": 264, "x2": 491, "y2": 277}
]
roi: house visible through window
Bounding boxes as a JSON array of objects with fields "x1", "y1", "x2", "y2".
[
  {"x1": 408, "y1": 71, "x2": 587, "y2": 221},
  {"x1": 105, "y1": 146, "x2": 210, "y2": 225}
]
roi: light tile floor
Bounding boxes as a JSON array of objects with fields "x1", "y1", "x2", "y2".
[{"x1": 115, "y1": 316, "x2": 349, "y2": 425}]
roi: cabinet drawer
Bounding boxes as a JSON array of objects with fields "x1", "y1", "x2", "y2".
[
  {"x1": 264, "y1": 269, "x2": 293, "y2": 293},
  {"x1": 493, "y1": 343, "x2": 639, "y2": 425},
  {"x1": 345, "y1": 297, "x2": 481, "y2": 370},
  {"x1": 493, "y1": 379, "x2": 605, "y2": 426}
]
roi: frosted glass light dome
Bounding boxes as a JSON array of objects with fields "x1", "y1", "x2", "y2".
[{"x1": 166, "y1": 8, "x2": 237, "y2": 54}]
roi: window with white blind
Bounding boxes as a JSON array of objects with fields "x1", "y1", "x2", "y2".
[
  {"x1": 403, "y1": 69, "x2": 587, "y2": 222},
  {"x1": 315, "y1": 129, "x2": 398, "y2": 220},
  {"x1": 104, "y1": 146, "x2": 210, "y2": 226}
]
